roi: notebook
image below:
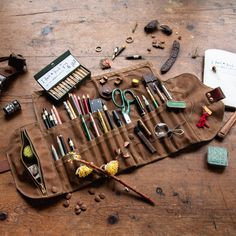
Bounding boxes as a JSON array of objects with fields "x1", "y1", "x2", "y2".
[{"x1": 203, "y1": 49, "x2": 236, "y2": 108}]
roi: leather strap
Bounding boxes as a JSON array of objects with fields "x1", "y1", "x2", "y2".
[
  {"x1": 206, "y1": 87, "x2": 225, "y2": 103},
  {"x1": 0, "y1": 159, "x2": 10, "y2": 173}
]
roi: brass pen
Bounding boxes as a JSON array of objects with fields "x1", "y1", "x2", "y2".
[
  {"x1": 146, "y1": 87, "x2": 159, "y2": 108},
  {"x1": 97, "y1": 110, "x2": 108, "y2": 133}
]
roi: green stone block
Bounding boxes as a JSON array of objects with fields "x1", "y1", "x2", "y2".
[{"x1": 207, "y1": 146, "x2": 228, "y2": 167}]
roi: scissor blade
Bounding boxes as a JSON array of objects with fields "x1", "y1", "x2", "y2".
[{"x1": 123, "y1": 113, "x2": 131, "y2": 124}]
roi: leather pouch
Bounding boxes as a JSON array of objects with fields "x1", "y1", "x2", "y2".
[{"x1": 6, "y1": 62, "x2": 224, "y2": 199}]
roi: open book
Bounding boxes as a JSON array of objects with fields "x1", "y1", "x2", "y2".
[{"x1": 203, "y1": 49, "x2": 236, "y2": 108}]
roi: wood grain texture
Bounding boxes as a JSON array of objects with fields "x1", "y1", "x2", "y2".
[{"x1": 0, "y1": 0, "x2": 236, "y2": 235}]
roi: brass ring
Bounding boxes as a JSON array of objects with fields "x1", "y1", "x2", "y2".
[
  {"x1": 126, "y1": 37, "x2": 134, "y2": 44},
  {"x1": 95, "y1": 46, "x2": 102, "y2": 52}
]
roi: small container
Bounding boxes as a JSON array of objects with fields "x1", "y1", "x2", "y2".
[
  {"x1": 34, "y1": 50, "x2": 91, "y2": 102},
  {"x1": 3, "y1": 100, "x2": 21, "y2": 115}
]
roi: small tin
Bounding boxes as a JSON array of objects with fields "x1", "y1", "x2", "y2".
[
  {"x1": 3, "y1": 100, "x2": 21, "y2": 115},
  {"x1": 34, "y1": 50, "x2": 91, "y2": 102}
]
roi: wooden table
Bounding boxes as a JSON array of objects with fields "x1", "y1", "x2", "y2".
[{"x1": 0, "y1": 0, "x2": 236, "y2": 235}]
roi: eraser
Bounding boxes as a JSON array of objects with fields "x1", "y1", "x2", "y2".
[{"x1": 207, "y1": 146, "x2": 228, "y2": 167}]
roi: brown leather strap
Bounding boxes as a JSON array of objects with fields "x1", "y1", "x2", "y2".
[{"x1": 0, "y1": 159, "x2": 10, "y2": 173}]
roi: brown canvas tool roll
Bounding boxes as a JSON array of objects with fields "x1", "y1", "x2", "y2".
[{"x1": 6, "y1": 62, "x2": 224, "y2": 199}]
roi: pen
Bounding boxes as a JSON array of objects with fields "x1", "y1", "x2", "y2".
[
  {"x1": 89, "y1": 112, "x2": 100, "y2": 137},
  {"x1": 80, "y1": 114, "x2": 92, "y2": 141},
  {"x1": 59, "y1": 135, "x2": 68, "y2": 154},
  {"x1": 138, "y1": 119, "x2": 152, "y2": 137},
  {"x1": 68, "y1": 138, "x2": 75, "y2": 151},
  {"x1": 142, "y1": 95, "x2": 152, "y2": 113},
  {"x1": 49, "y1": 111, "x2": 56, "y2": 127},
  {"x1": 82, "y1": 95, "x2": 90, "y2": 114},
  {"x1": 115, "y1": 45, "x2": 126, "y2": 58},
  {"x1": 43, "y1": 108, "x2": 52, "y2": 128},
  {"x1": 52, "y1": 105, "x2": 62, "y2": 124},
  {"x1": 78, "y1": 96, "x2": 86, "y2": 115},
  {"x1": 51, "y1": 144, "x2": 59, "y2": 161},
  {"x1": 134, "y1": 95, "x2": 146, "y2": 116},
  {"x1": 103, "y1": 104, "x2": 115, "y2": 130},
  {"x1": 57, "y1": 136, "x2": 65, "y2": 157},
  {"x1": 125, "y1": 55, "x2": 143, "y2": 60},
  {"x1": 146, "y1": 87, "x2": 159, "y2": 109},
  {"x1": 51, "y1": 109, "x2": 58, "y2": 126},
  {"x1": 153, "y1": 83, "x2": 165, "y2": 102},
  {"x1": 112, "y1": 47, "x2": 119, "y2": 60},
  {"x1": 63, "y1": 101, "x2": 74, "y2": 120},
  {"x1": 112, "y1": 110, "x2": 123, "y2": 127},
  {"x1": 134, "y1": 126, "x2": 156, "y2": 154},
  {"x1": 87, "y1": 94, "x2": 91, "y2": 113},
  {"x1": 97, "y1": 110, "x2": 109, "y2": 133},
  {"x1": 42, "y1": 112, "x2": 50, "y2": 129},
  {"x1": 160, "y1": 83, "x2": 173, "y2": 100},
  {"x1": 69, "y1": 93, "x2": 81, "y2": 116},
  {"x1": 73, "y1": 93, "x2": 82, "y2": 115},
  {"x1": 67, "y1": 100, "x2": 77, "y2": 119}
]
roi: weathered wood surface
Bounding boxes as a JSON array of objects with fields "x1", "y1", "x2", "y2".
[{"x1": 0, "y1": 0, "x2": 236, "y2": 235}]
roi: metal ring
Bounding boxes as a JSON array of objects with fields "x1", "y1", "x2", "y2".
[
  {"x1": 126, "y1": 37, "x2": 134, "y2": 44},
  {"x1": 95, "y1": 46, "x2": 102, "y2": 52}
]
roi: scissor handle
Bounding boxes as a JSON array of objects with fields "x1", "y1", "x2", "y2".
[
  {"x1": 112, "y1": 88, "x2": 125, "y2": 109},
  {"x1": 123, "y1": 89, "x2": 136, "y2": 113}
]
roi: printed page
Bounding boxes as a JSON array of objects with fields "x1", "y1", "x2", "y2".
[{"x1": 204, "y1": 49, "x2": 236, "y2": 107}]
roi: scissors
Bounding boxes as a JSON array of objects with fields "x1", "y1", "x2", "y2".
[
  {"x1": 112, "y1": 88, "x2": 136, "y2": 124},
  {"x1": 154, "y1": 123, "x2": 184, "y2": 139}
]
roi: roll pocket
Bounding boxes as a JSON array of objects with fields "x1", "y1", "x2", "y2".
[
  {"x1": 20, "y1": 129, "x2": 47, "y2": 195},
  {"x1": 73, "y1": 126, "x2": 139, "y2": 173}
]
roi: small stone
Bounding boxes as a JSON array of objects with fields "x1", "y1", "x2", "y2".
[
  {"x1": 151, "y1": 35, "x2": 156, "y2": 38},
  {"x1": 147, "y1": 48, "x2": 151, "y2": 52},
  {"x1": 144, "y1": 20, "x2": 159, "y2": 33},
  {"x1": 103, "y1": 76, "x2": 108, "y2": 81},
  {"x1": 152, "y1": 40, "x2": 157, "y2": 45},
  {"x1": 88, "y1": 188, "x2": 96, "y2": 195},
  {"x1": 0, "y1": 212, "x2": 8, "y2": 221},
  {"x1": 63, "y1": 200, "x2": 70, "y2": 208},
  {"x1": 77, "y1": 200, "x2": 83, "y2": 206},
  {"x1": 178, "y1": 36, "x2": 182, "y2": 40},
  {"x1": 115, "y1": 148, "x2": 121, "y2": 155},
  {"x1": 95, "y1": 195, "x2": 101, "y2": 202},
  {"x1": 128, "y1": 133, "x2": 134, "y2": 140},
  {"x1": 99, "y1": 78, "x2": 107, "y2": 85},
  {"x1": 100, "y1": 58, "x2": 111, "y2": 70},
  {"x1": 99, "y1": 193, "x2": 106, "y2": 199},
  {"x1": 75, "y1": 205, "x2": 80, "y2": 210},
  {"x1": 80, "y1": 204, "x2": 87, "y2": 211},
  {"x1": 114, "y1": 80, "x2": 122, "y2": 86},
  {"x1": 65, "y1": 193, "x2": 72, "y2": 200},
  {"x1": 75, "y1": 208, "x2": 82, "y2": 215},
  {"x1": 124, "y1": 141, "x2": 130, "y2": 148},
  {"x1": 160, "y1": 25, "x2": 173, "y2": 36},
  {"x1": 51, "y1": 186, "x2": 58, "y2": 193},
  {"x1": 123, "y1": 152, "x2": 130, "y2": 159}
]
